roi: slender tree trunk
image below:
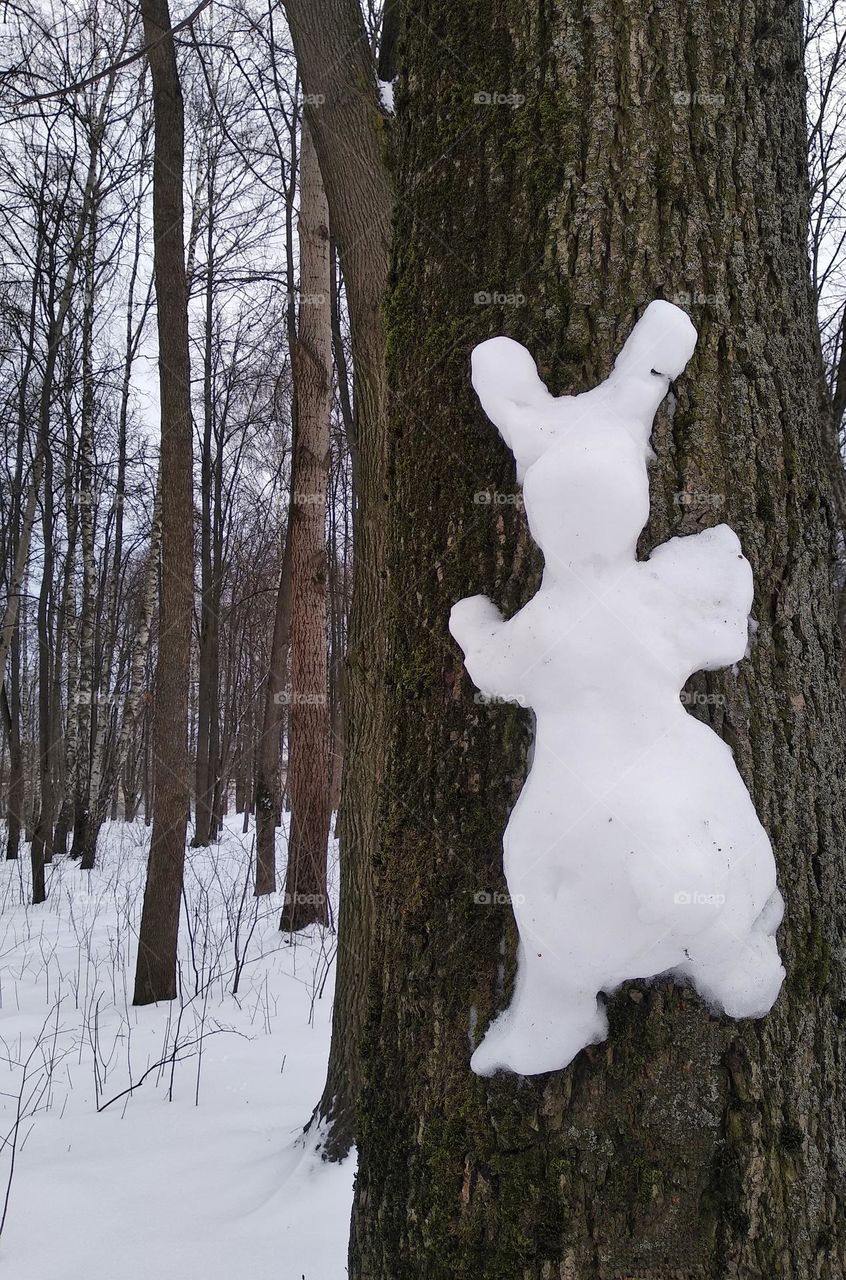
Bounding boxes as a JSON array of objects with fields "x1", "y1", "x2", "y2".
[
  {"x1": 328, "y1": 239, "x2": 351, "y2": 813},
  {"x1": 3, "y1": 631, "x2": 23, "y2": 861},
  {"x1": 48, "y1": 480, "x2": 76, "y2": 860},
  {"x1": 193, "y1": 172, "x2": 217, "y2": 848},
  {"x1": 30, "y1": 388, "x2": 56, "y2": 901},
  {"x1": 53, "y1": 408, "x2": 79, "y2": 859},
  {"x1": 133, "y1": 0, "x2": 194, "y2": 1007},
  {"x1": 284, "y1": 0, "x2": 392, "y2": 1158},
  {"x1": 253, "y1": 74, "x2": 300, "y2": 900},
  {"x1": 280, "y1": 122, "x2": 332, "y2": 931},
  {"x1": 83, "y1": 199, "x2": 145, "y2": 857},
  {"x1": 349, "y1": 2, "x2": 846, "y2": 1275},
  {"x1": 116, "y1": 481, "x2": 161, "y2": 814},
  {"x1": 3, "y1": 256, "x2": 40, "y2": 862},
  {"x1": 71, "y1": 214, "x2": 99, "y2": 865},
  {"x1": 254, "y1": 536, "x2": 292, "y2": 896}
]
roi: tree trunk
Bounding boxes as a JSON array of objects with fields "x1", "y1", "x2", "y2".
[
  {"x1": 280, "y1": 122, "x2": 332, "y2": 932},
  {"x1": 254, "y1": 537, "x2": 292, "y2": 896},
  {"x1": 3, "y1": 632, "x2": 23, "y2": 861},
  {"x1": 2, "y1": 258, "x2": 40, "y2": 864},
  {"x1": 193, "y1": 167, "x2": 218, "y2": 849},
  {"x1": 283, "y1": 0, "x2": 392, "y2": 1159},
  {"x1": 133, "y1": 0, "x2": 194, "y2": 1007},
  {"x1": 70, "y1": 212, "x2": 99, "y2": 866},
  {"x1": 349, "y1": 2, "x2": 846, "y2": 1276},
  {"x1": 52, "y1": 406, "x2": 79, "y2": 860},
  {"x1": 116, "y1": 480, "x2": 161, "y2": 816},
  {"x1": 83, "y1": 196, "x2": 144, "y2": 858},
  {"x1": 254, "y1": 70, "x2": 300, "y2": 900}
]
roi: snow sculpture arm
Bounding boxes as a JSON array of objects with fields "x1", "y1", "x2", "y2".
[
  {"x1": 645, "y1": 524, "x2": 753, "y2": 676},
  {"x1": 449, "y1": 595, "x2": 525, "y2": 704}
]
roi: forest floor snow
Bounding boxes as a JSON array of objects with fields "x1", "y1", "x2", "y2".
[{"x1": 0, "y1": 816, "x2": 354, "y2": 1279}]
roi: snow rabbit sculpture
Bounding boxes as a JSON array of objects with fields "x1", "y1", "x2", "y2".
[{"x1": 450, "y1": 300, "x2": 785, "y2": 1077}]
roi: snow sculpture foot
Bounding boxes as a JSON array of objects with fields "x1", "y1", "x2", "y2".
[
  {"x1": 468, "y1": 957, "x2": 606, "y2": 1075},
  {"x1": 683, "y1": 892, "x2": 786, "y2": 1019},
  {"x1": 453, "y1": 301, "x2": 785, "y2": 1077}
]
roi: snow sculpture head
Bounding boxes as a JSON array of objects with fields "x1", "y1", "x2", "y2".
[{"x1": 451, "y1": 301, "x2": 785, "y2": 1077}]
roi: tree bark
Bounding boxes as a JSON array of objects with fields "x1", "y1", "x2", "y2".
[
  {"x1": 70, "y1": 211, "x2": 99, "y2": 866},
  {"x1": 283, "y1": 0, "x2": 392, "y2": 1160},
  {"x1": 253, "y1": 65, "x2": 299, "y2": 900},
  {"x1": 254, "y1": 535, "x2": 292, "y2": 896},
  {"x1": 3, "y1": 632, "x2": 23, "y2": 861},
  {"x1": 280, "y1": 121, "x2": 332, "y2": 932},
  {"x1": 193, "y1": 160, "x2": 219, "y2": 849},
  {"x1": 52, "y1": 392, "x2": 80, "y2": 860},
  {"x1": 350, "y1": 1, "x2": 846, "y2": 1275},
  {"x1": 83, "y1": 189, "x2": 147, "y2": 854},
  {"x1": 133, "y1": 0, "x2": 194, "y2": 1006},
  {"x1": 116, "y1": 480, "x2": 161, "y2": 816}
]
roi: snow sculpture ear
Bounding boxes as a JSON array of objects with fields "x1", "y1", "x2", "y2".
[
  {"x1": 602, "y1": 300, "x2": 698, "y2": 433},
  {"x1": 613, "y1": 299, "x2": 698, "y2": 383},
  {"x1": 471, "y1": 337, "x2": 560, "y2": 480},
  {"x1": 472, "y1": 302, "x2": 697, "y2": 481}
]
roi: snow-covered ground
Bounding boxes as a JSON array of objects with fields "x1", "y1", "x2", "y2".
[{"x1": 0, "y1": 816, "x2": 354, "y2": 1279}]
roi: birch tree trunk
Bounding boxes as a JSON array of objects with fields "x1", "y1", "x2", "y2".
[
  {"x1": 349, "y1": 1, "x2": 846, "y2": 1274},
  {"x1": 280, "y1": 121, "x2": 332, "y2": 931},
  {"x1": 116, "y1": 482, "x2": 161, "y2": 817}
]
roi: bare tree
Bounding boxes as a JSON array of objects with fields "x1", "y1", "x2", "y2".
[
  {"x1": 282, "y1": 0, "x2": 393, "y2": 1157},
  {"x1": 132, "y1": 0, "x2": 194, "y2": 1005},
  {"x1": 280, "y1": 120, "x2": 331, "y2": 930}
]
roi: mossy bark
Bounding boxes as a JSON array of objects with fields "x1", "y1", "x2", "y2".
[{"x1": 350, "y1": 0, "x2": 846, "y2": 1276}]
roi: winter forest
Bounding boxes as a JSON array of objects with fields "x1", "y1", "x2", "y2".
[{"x1": 0, "y1": 0, "x2": 845, "y2": 1276}]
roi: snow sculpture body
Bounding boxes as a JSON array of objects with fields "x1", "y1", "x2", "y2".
[{"x1": 450, "y1": 301, "x2": 785, "y2": 1077}]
